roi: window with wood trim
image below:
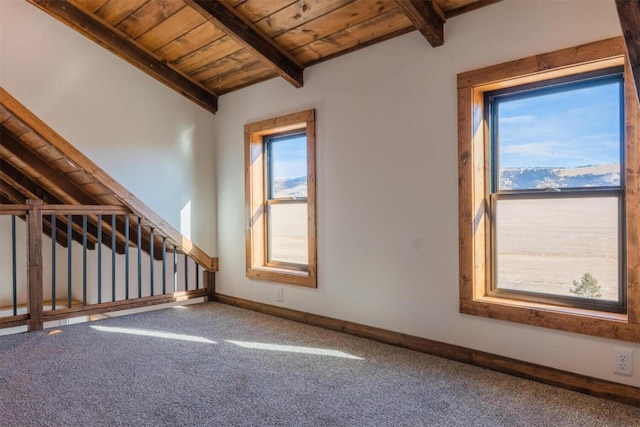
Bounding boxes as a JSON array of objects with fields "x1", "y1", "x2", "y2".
[
  {"x1": 245, "y1": 110, "x2": 317, "y2": 287},
  {"x1": 458, "y1": 37, "x2": 640, "y2": 342},
  {"x1": 488, "y1": 69, "x2": 625, "y2": 312}
]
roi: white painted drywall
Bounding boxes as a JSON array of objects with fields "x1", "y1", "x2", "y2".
[
  {"x1": 0, "y1": 0, "x2": 217, "y2": 256},
  {"x1": 212, "y1": 0, "x2": 640, "y2": 386}
]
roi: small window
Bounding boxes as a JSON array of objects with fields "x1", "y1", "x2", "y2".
[
  {"x1": 245, "y1": 110, "x2": 316, "y2": 287},
  {"x1": 487, "y1": 70, "x2": 625, "y2": 312},
  {"x1": 265, "y1": 132, "x2": 309, "y2": 268}
]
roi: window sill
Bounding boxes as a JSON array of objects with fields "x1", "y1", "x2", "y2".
[
  {"x1": 461, "y1": 296, "x2": 638, "y2": 343},
  {"x1": 246, "y1": 267, "x2": 317, "y2": 288}
]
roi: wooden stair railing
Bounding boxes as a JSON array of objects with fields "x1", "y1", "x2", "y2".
[
  {"x1": 0, "y1": 88, "x2": 218, "y2": 333},
  {"x1": 0, "y1": 201, "x2": 217, "y2": 332}
]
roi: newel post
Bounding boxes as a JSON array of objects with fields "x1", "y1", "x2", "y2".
[
  {"x1": 27, "y1": 199, "x2": 44, "y2": 331},
  {"x1": 204, "y1": 270, "x2": 216, "y2": 302}
]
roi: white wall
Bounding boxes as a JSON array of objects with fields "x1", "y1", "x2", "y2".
[
  {"x1": 213, "y1": 0, "x2": 640, "y2": 386},
  {"x1": 0, "y1": 0, "x2": 217, "y2": 256}
]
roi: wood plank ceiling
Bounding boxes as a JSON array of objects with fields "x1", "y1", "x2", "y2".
[{"x1": 28, "y1": 0, "x2": 502, "y2": 114}]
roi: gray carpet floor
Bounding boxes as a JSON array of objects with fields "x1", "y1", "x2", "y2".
[{"x1": 0, "y1": 301, "x2": 638, "y2": 426}]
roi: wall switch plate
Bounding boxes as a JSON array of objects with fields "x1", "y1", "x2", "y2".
[
  {"x1": 276, "y1": 286, "x2": 284, "y2": 302},
  {"x1": 613, "y1": 347, "x2": 633, "y2": 376}
]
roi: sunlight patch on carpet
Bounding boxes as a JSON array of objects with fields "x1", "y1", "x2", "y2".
[
  {"x1": 225, "y1": 340, "x2": 363, "y2": 359},
  {"x1": 91, "y1": 325, "x2": 217, "y2": 344}
]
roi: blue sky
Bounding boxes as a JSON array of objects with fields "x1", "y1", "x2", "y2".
[
  {"x1": 497, "y1": 80, "x2": 621, "y2": 169},
  {"x1": 270, "y1": 134, "x2": 307, "y2": 180}
]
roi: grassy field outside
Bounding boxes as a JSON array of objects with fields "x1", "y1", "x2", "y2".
[
  {"x1": 268, "y1": 203, "x2": 308, "y2": 265},
  {"x1": 264, "y1": 191, "x2": 621, "y2": 302},
  {"x1": 496, "y1": 197, "x2": 620, "y2": 301}
]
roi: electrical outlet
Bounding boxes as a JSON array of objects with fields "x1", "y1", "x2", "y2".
[
  {"x1": 613, "y1": 347, "x2": 633, "y2": 376},
  {"x1": 276, "y1": 286, "x2": 284, "y2": 302}
]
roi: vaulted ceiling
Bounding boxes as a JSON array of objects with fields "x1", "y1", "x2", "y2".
[
  {"x1": 0, "y1": 88, "x2": 215, "y2": 269},
  {"x1": 27, "y1": 0, "x2": 502, "y2": 114},
  {"x1": 18, "y1": 1, "x2": 640, "y2": 115}
]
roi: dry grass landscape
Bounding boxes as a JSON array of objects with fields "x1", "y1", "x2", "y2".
[
  {"x1": 268, "y1": 194, "x2": 620, "y2": 302},
  {"x1": 496, "y1": 197, "x2": 619, "y2": 301},
  {"x1": 268, "y1": 203, "x2": 308, "y2": 265}
]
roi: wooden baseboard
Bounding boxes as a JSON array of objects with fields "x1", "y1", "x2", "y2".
[{"x1": 213, "y1": 293, "x2": 640, "y2": 407}]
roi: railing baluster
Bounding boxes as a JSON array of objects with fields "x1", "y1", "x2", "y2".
[
  {"x1": 173, "y1": 246, "x2": 177, "y2": 293},
  {"x1": 162, "y1": 237, "x2": 167, "y2": 295},
  {"x1": 97, "y1": 214, "x2": 102, "y2": 304},
  {"x1": 137, "y1": 217, "x2": 142, "y2": 298},
  {"x1": 149, "y1": 227, "x2": 154, "y2": 297},
  {"x1": 51, "y1": 214, "x2": 56, "y2": 311},
  {"x1": 82, "y1": 214, "x2": 87, "y2": 305},
  {"x1": 67, "y1": 214, "x2": 72, "y2": 308},
  {"x1": 196, "y1": 263, "x2": 199, "y2": 290},
  {"x1": 125, "y1": 215, "x2": 130, "y2": 300},
  {"x1": 111, "y1": 214, "x2": 116, "y2": 302},
  {"x1": 11, "y1": 215, "x2": 17, "y2": 316},
  {"x1": 184, "y1": 254, "x2": 188, "y2": 291}
]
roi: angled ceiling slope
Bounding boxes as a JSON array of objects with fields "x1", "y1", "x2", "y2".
[
  {"x1": 0, "y1": 88, "x2": 215, "y2": 271},
  {"x1": 27, "y1": 0, "x2": 502, "y2": 114}
]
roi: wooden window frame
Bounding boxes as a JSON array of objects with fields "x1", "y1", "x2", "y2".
[
  {"x1": 457, "y1": 37, "x2": 640, "y2": 342},
  {"x1": 245, "y1": 110, "x2": 317, "y2": 288}
]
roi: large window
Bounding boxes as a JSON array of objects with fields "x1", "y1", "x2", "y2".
[
  {"x1": 458, "y1": 37, "x2": 640, "y2": 342},
  {"x1": 487, "y1": 70, "x2": 625, "y2": 312},
  {"x1": 245, "y1": 110, "x2": 316, "y2": 287}
]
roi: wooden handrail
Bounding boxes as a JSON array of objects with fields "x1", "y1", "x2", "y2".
[
  {"x1": 0, "y1": 205, "x2": 30, "y2": 214},
  {"x1": 41, "y1": 205, "x2": 132, "y2": 215}
]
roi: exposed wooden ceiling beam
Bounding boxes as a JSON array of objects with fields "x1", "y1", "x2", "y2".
[
  {"x1": 184, "y1": 0, "x2": 304, "y2": 88},
  {"x1": 616, "y1": 0, "x2": 640, "y2": 107},
  {"x1": 396, "y1": 0, "x2": 445, "y2": 47},
  {"x1": 27, "y1": 0, "x2": 219, "y2": 114}
]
